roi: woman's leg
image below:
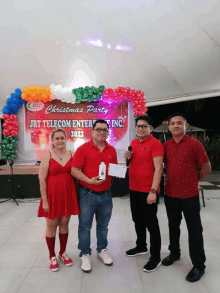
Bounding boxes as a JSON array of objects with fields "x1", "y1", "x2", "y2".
[
  {"x1": 46, "y1": 218, "x2": 59, "y2": 258},
  {"x1": 58, "y1": 216, "x2": 71, "y2": 256}
]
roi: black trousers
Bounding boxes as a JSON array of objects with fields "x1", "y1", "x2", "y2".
[
  {"x1": 130, "y1": 190, "x2": 161, "y2": 261},
  {"x1": 164, "y1": 195, "x2": 206, "y2": 270}
]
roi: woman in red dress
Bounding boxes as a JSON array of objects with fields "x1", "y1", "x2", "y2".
[{"x1": 38, "y1": 128, "x2": 79, "y2": 272}]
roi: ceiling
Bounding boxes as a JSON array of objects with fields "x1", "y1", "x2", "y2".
[{"x1": 1, "y1": 0, "x2": 220, "y2": 112}]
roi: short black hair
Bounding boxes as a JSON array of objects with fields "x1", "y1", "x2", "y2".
[
  {"x1": 93, "y1": 119, "x2": 109, "y2": 130},
  {"x1": 168, "y1": 112, "x2": 187, "y2": 124},
  {"x1": 135, "y1": 115, "x2": 153, "y2": 127}
]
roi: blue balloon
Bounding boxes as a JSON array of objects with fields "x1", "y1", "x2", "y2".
[
  {"x1": 11, "y1": 98, "x2": 20, "y2": 106},
  {"x1": 2, "y1": 106, "x2": 9, "y2": 114},
  {"x1": 6, "y1": 98, "x2": 11, "y2": 105},
  {"x1": 15, "y1": 88, "x2": 22, "y2": 96},
  {"x1": 20, "y1": 98, "x2": 25, "y2": 104},
  {"x1": 2, "y1": 89, "x2": 23, "y2": 115},
  {"x1": 10, "y1": 103, "x2": 17, "y2": 108}
]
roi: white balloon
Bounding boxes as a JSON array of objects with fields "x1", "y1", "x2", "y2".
[
  {"x1": 55, "y1": 92, "x2": 61, "y2": 97},
  {"x1": 55, "y1": 85, "x2": 63, "y2": 94},
  {"x1": 66, "y1": 96, "x2": 74, "y2": 101}
]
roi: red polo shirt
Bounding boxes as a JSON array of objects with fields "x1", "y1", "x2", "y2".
[
  {"x1": 72, "y1": 139, "x2": 118, "y2": 192},
  {"x1": 129, "y1": 135, "x2": 164, "y2": 193},
  {"x1": 164, "y1": 135, "x2": 209, "y2": 199}
]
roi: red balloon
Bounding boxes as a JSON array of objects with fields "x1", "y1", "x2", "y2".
[
  {"x1": 10, "y1": 114, "x2": 17, "y2": 121},
  {"x1": 3, "y1": 129, "x2": 10, "y2": 136},
  {"x1": 11, "y1": 130, "x2": 18, "y2": 137},
  {"x1": 131, "y1": 94, "x2": 136, "y2": 99},
  {"x1": 7, "y1": 125, "x2": 13, "y2": 130},
  {"x1": 11, "y1": 122, "x2": 19, "y2": 128},
  {"x1": 2, "y1": 123, "x2": 8, "y2": 128},
  {"x1": 2, "y1": 114, "x2": 10, "y2": 120}
]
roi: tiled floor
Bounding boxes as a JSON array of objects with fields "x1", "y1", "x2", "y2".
[{"x1": 0, "y1": 192, "x2": 220, "y2": 293}]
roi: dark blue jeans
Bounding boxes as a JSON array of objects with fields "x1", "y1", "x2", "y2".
[{"x1": 78, "y1": 187, "x2": 113, "y2": 257}]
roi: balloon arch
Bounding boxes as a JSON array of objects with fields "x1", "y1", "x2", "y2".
[{"x1": 1, "y1": 85, "x2": 148, "y2": 162}]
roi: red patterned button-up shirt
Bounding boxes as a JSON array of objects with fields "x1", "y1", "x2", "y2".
[{"x1": 164, "y1": 135, "x2": 209, "y2": 199}]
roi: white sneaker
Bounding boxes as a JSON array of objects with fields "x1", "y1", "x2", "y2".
[
  {"x1": 81, "y1": 254, "x2": 92, "y2": 273},
  {"x1": 97, "y1": 249, "x2": 113, "y2": 266}
]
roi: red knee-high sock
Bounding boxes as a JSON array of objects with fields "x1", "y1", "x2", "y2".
[
  {"x1": 46, "y1": 236, "x2": 56, "y2": 259},
  {"x1": 59, "y1": 233, "x2": 68, "y2": 256}
]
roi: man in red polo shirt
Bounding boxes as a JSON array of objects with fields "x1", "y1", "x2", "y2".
[
  {"x1": 162, "y1": 113, "x2": 211, "y2": 282},
  {"x1": 71, "y1": 119, "x2": 117, "y2": 273},
  {"x1": 125, "y1": 116, "x2": 164, "y2": 273}
]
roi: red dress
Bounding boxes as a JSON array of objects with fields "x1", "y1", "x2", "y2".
[{"x1": 38, "y1": 154, "x2": 79, "y2": 220}]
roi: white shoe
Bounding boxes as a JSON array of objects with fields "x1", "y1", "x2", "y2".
[
  {"x1": 97, "y1": 249, "x2": 113, "y2": 266},
  {"x1": 81, "y1": 254, "x2": 92, "y2": 273}
]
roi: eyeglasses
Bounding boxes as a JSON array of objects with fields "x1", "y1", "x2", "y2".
[
  {"x1": 136, "y1": 125, "x2": 151, "y2": 129},
  {"x1": 94, "y1": 128, "x2": 109, "y2": 133}
]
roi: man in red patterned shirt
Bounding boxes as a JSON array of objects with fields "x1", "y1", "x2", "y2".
[{"x1": 162, "y1": 113, "x2": 211, "y2": 282}]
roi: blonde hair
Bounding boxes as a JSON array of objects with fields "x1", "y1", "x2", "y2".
[{"x1": 51, "y1": 128, "x2": 67, "y2": 149}]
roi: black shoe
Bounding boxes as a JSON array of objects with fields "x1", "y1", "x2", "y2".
[
  {"x1": 143, "y1": 258, "x2": 161, "y2": 272},
  {"x1": 162, "y1": 254, "x2": 180, "y2": 266},
  {"x1": 186, "y1": 267, "x2": 205, "y2": 282},
  {"x1": 126, "y1": 247, "x2": 148, "y2": 257}
]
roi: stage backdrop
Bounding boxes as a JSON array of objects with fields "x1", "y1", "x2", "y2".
[{"x1": 15, "y1": 100, "x2": 136, "y2": 164}]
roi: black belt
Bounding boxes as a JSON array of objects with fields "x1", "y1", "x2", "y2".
[{"x1": 79, "y1": 184, "x2": 106, "y2": 195}]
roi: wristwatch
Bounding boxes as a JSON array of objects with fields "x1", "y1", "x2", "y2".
[{"x1": 150, "y1": 189, "x2": 156, "y2": 194}]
